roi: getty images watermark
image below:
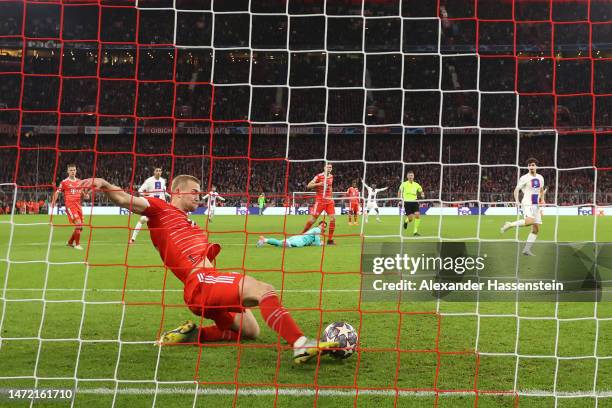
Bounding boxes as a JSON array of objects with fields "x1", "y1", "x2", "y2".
[
  {"x1": 371, "y1": 252, "x2": 563, "y2": 292},
  {"x1": 360, "y1": 242, "x2": 611, "y2": 302}
]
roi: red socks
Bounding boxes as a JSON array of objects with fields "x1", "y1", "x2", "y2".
[
  {"x1": 259, "y1": 290, "x2": 303, "y2": 345},
  {"x1": 302, "y1": 219, "x2": 315, "y2": 233},
  {"x1": 199, "y1": 325, "x2": 238, "y2": 342},
  {"x1": 199, "y1": 294, "x2": 304, "y2": 345},
  {"x1": 68, "y1": 228, "x2": 81, "y2": 245},
  {"x1": 328, "y1": 220, "x2": 336, "y2": 241},
  {"x1": 73, "y1": 228, "x2": 81, "y2": 245},
  {"x1": 67, "y1": 228, "x2": 82, "y2": 246}
]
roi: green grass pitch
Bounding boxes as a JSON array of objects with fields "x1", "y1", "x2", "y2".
[{"x1": 1, "y1": 214, "x2": 611, "y2": 407}]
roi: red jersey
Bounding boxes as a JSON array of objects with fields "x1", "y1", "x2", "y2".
[
  {"x1": 58, "y1": 178, "x2": 83, "y2": 207},
  {"x1": 142, "y1": 197, "x2": 220, "y2": 283},
  {"x1": 313, "y1": 172, "x2": 333, "y2": 201},
  {"x1": 347, "y1": 187, "x2": 359, "y2": 205}
]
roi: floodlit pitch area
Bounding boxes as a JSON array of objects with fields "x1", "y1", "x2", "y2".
[{"x1": 1, "y1": 214, "x2": 612, "y2": 407}]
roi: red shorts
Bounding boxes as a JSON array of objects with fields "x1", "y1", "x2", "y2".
[
  {"x1": 65, "y1": 206, "x2": 83, "y2": 225},
  {"x1": 312, "y1": 200, "x2": 335, "y2": 216},
  {"x1": 349, "y1": 203, "x2": 359, "y2": 214},
  {"x1": 183, "y1": 268, "x2": 244, "y2": 330}
]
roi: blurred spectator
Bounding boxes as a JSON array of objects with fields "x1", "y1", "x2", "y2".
[{"x1": 1, "y1": 129, "x2": 606, "y2": 206}]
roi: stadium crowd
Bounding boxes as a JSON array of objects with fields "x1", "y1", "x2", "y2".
[
  {"x1": 1, "y1": 129, "x2": 609, "y2": 208},
  {"x1": 0, "y1": 0, "x2": 610, "y2": 209}
]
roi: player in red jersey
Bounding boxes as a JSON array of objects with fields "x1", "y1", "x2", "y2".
[
  {"x1": 346, "y1": 180, "x2": 360, "y2": 226},
  {"x1": 302, "y1": 164, "x2": 336, "y2": 245},
  {"x1": 79, "y1": 175, "x2": 338, "y2": 364},
  {"x1": 52, "y1": 164, "x2": 89, "y2": 250}
]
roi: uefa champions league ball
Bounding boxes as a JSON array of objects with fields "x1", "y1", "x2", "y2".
[{"x1": 321, "y1": 322, "x2": 358, "y2": 359}]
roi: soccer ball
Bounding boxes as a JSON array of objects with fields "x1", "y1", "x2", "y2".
[{"x1": 321, "y1": 322, "x2": 358, "y2": 359}]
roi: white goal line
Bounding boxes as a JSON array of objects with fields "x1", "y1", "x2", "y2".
[
  {"x1": 9, "y1": 386, "x2": 610, "y2": 399},
  {"x1": 0, "y1": 288, "x2": 358, "y2": 293}
]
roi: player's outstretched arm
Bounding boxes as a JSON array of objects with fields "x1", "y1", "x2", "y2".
[
  {"x1": 218, "y1": 195, "x2": 226, "y2": 202},
  {"x1": 540, "y1": 187, "x2": 547, "y2": 205},
  {"x1": 79, "y1": 178, "x2": 148, "y2": 214},
  {"x1": 377, "y1": 186, "x2": 389, "y2": 193},
  {"x1": 513, "y1": 184, "x2": 521, "y2": 206},
  {"x1": 201, "y1": 194, "x2": 210, "y2": 208},
  {"x1": 361, "y1": 178, "x2": 371, "y2": 191}
]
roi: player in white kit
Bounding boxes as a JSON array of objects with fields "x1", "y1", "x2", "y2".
[
  {"x1": 129, "y1": 167, "x2": 168, "y2": 244},
  {"x1": 500, "y1": 158, "x2": 546, "y2": 256},
  {"x1": 362, "y1": 179, "x2": 388, "y2": 223},
  {"x1": 202, "y1": 185, "x2": 225, "y2": 222}
]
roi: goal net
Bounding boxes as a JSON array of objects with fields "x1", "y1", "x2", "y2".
[{"x1": 0, "y1": 0, "x2": 611, "y2": 406}]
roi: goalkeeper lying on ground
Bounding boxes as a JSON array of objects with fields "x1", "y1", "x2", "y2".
[{"x1": 257, "y1": 221, "x2": 327, "y2": 248}]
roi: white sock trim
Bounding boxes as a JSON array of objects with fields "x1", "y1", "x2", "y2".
[
  {"x1": 293, "y1": 336, "x2": 307, "y2": 347},
  {"x1": 131, "y1": 222, "x2": 143, "y2": 240}
]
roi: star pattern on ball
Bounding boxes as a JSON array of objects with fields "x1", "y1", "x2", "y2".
[{"x1": 336, "y1": 324, "x2": 354, "y2": 341}]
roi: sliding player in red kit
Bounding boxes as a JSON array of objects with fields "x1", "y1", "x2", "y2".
[
  {"x1": 302, "y1": 164, "x2": 336, "y2": 245},
  {"x1": 52, "y1": 164, "x2": 89, "y2": 250},
  {"x1": 79, "y1": 175, "x2": 337, "y2": 364}
]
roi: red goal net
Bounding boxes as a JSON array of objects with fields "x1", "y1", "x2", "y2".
[{"x1": 0, "y1": 0, "x2": 611, "y2": 406}]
